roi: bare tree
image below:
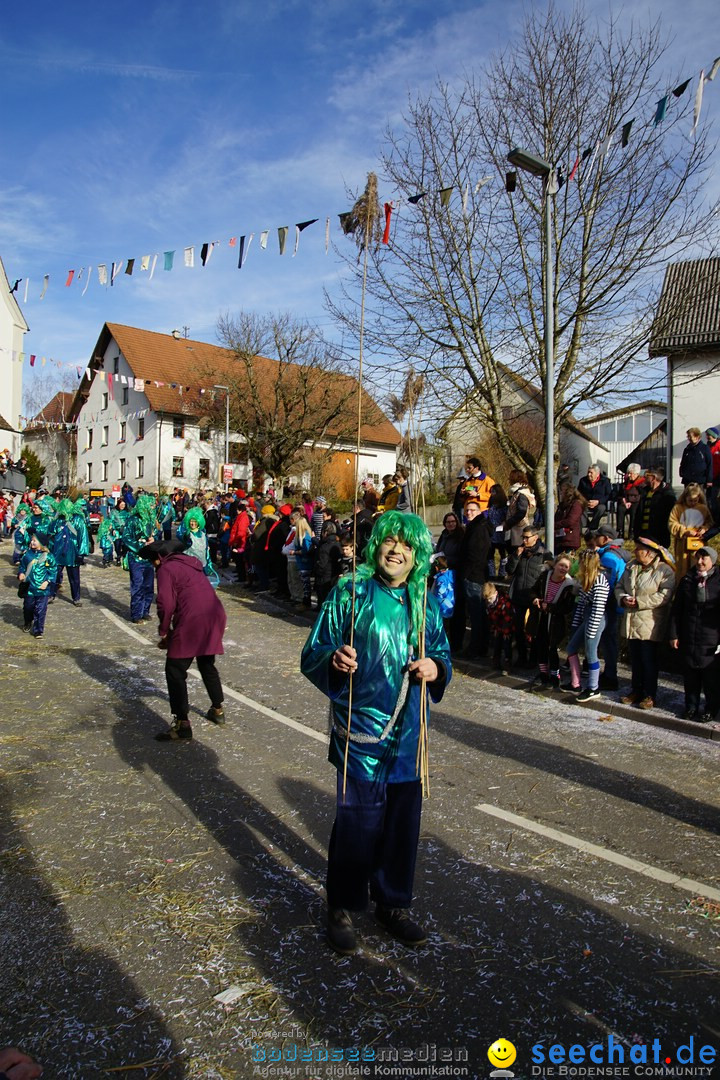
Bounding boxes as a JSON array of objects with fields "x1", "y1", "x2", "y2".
[
  {"x1": 328, "y1": 6, "x2": 719, "y2": 506},
  {"x1": 209, "y1": 311, "x2": 378, "y2": 484}
]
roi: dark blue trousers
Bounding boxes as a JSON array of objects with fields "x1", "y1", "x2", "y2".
[
  {"x1": 129, "y1": 558, "x2": 155, "y2": 620},
  {"x1": 23, "y1": 592, "x2": 50, "y2": 634},
  {"x1": 326, "y1": 774, "x2": 423, "y2": 911},
  {"x1": 54, "y1": 564, "x2": 81, "y2": 601},
  {"x1": 600, "y1": 602, "x2": 620, "y2": 680}
]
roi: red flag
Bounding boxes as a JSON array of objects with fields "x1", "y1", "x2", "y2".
[
  {"x1": 30, "y1": 355, "x2": 36, "y2": 367},
  {"x1": 383, "y1": 202, "x2": 393, "y2": 244},
  {"x1": 568, "y1": 156, "x2": 580, "y2": 182},
  {"x1": 65, "y1": 270, "x2": 75, "y2": 287}
]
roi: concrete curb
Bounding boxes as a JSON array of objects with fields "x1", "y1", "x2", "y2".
[{"x1": 451, "y1": 656, "x2": 720, "y2": 742}]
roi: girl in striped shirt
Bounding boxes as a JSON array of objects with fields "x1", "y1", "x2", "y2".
[{"x1": 561, "y1": 550, "x2": 610, "y2": 702}]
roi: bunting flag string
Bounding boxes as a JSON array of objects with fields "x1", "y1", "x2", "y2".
[{"x1": 8, "y1": 46, "x2": 718, "y2": 306}]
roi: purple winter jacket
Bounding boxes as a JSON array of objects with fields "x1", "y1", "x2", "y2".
[{"x1": 156, "y1": 552, "x2": 227, "y2": 658}]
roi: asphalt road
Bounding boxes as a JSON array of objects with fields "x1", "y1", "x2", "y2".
[{"x1": 0, "y1": 549, "x2": 718, "y2": 1080}]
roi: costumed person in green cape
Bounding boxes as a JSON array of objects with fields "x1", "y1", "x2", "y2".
[
  {"x1": 51, "y1": 498, "x2": 83, "y2": 605},
  {"x1": 11, "y1": 503, "x2": 32, "y2": 564},
  {"x1": 300, "y1": 511, "x2": 452, "y2": 955},
  {"x1": 71, "y1": 496, "x2": 92, "y2": 560},
  {"x1": 121, "y1": 494, "x2": 158, "y2": 623},
  {"x1": 178, "y1": 506, "x2": 219, "y2": 586},
  {"x1": 17, "y1": 528, "x2": 57, "y2": 637}
]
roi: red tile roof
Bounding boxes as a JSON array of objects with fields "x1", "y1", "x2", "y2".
[
  {"x1": 27, "y1": 391, "x2": 77, "y2": 427},
  {"x1": 77, "y1": 323, "x2": 401, "y2": 447}
]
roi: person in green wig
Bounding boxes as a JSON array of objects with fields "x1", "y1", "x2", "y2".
[
  {"x1": 18, "y1": 529, "x2": 57, "y2": 637},
  {"x1": 301, "y1": 511, "x2": 452, "y2": 956},
  {"x1": 178, "y1": 506, "x2": 218, "y2": 585},
  {"x1": 121, "y1": 494, "x2": 158, "y2": 623},
  {"x1": 51, "y1": 498, "x2": 83, "y2": 605}
]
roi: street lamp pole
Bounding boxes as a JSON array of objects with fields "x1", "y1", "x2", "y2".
[
  {"x1": 213, "y1": 384, "x2": 230, "y2": 489},
  {"x1": 507, "y1": 148, "x2": 557, "y2": 548}
]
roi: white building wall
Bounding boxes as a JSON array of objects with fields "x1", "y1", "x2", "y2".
[
  {"x1": 668, "y1": 353, "x2": 720, "y2": 487},
  {"x1": 0, "y1": 259, "x2": 27, "y2": 450}
]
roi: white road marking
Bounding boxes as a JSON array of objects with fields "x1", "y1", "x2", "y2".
[
  {"x1": 99, "y1": 602, "x2": 325, "y2": 743},
  {"x1": 101, "y1": 607, "x2": 150, "y2": 645},
  {"x1": 93, "y1": 577, "x2": 717, "y2": 902},
  {"x1": 476, "y1": 802, "x2": 720, "y2": 903},
  {"x1": 187, "y1": 668, "x2": 326, "y2": 744}
]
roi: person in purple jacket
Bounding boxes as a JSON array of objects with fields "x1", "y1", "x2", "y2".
[{"x1": 139, "y1": 539, "x2": 228, "y2": 741}]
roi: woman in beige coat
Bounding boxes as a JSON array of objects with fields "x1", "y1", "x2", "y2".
[
  {"x1": 669, "y1": 484, "x2": 713, "y2": 580},
  {"x1": 615, "y1": 539, "x2": 676, "y2": 709}
]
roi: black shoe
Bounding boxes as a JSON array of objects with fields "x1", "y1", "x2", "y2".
[
  {"x1": 549, "y1": 675, "x2": 561, "y2": 690},
  {"x1": 206, "y1": 706, "x2": 226, "y2": 726},
  {"x1": 327, "y1": 908, "x2": 357, "y2": 955},
  {"x1": 577, "y1": 687, "x2": 601, "y2": 702},
  {"x1": 683, "y1": 707, "x2": 698, "y2": 721},
  {"x1": 375, "y1": 905, "x2": 427, "y2": 945},
  {"x1": 32, "y1": 632, "x2": 44, "y2": 638},
  {"x1": 72, "y1": 600, "x2": 83, "y2": 607},
  {"x1": 559, "y1": 682, "x2": 581, "y2": 695},
  {"x1": 697, "y1": 712, "x2": 715, "y2": 724},
  {"x1": 22, "y1": 624, "x2": 32, "y2": 633},
  {"x1": 155, "y1": 722, "x2": 192, "y2": 741}
]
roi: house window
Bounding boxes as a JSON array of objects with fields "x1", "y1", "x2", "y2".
[
  {"x1": 119, "y1": 458, "x2": 126, "y2": 480},
  {"x1": 198, "y1": 458, "x2": 210, "y2": 479},
  {"x1": 102, "y1": 460, "x2": 108, "y2": 482},
  {"x1": 616, "y1": 416, "x2": 633, "y2": 442},
  {"x1": 599, "y1": 421, "x2": 616, "y2": 444},
  {"x1": 228, "y1": 442, "x2": 244, "y2": 463},
  {"x1": 199, "y1": 427, "x2": 211, "y2": 442},
  {"x1": 102, "y1": 392, "x2": 109, "y2": 410},
  {"x1": 635, "y1": 414, "x2": 651, "y2": 441},
  {"x1": 102, "y1": 425, "x2": 109, "y2": 446},
  {"x1": 86, "y1": 462, "x2": 92, "y2": 484},
  {"x1": 87, "y1": 428, "x2": 93, "y2": 450},
  {"x1": 173, "y1": 418, "x2": 185, "y2": 438},
  {"x1": 122, "y1": 387, "x2": 129, "y2": 406},
  {"x1": 137, "y1": 418, "x2": 145, "y2": 440},
  {"x1": 172, "y1": 456, "x2": 184, "y2": 477},
  {"x1": 113, "y1": 356, "x2": 119, "y2": 374},
  {"x1": 136, "y1": 456, "x2": 144, "y2": 479},
  {"x1": 119, "y1": 421, "x2": 126, "y2": 443}
]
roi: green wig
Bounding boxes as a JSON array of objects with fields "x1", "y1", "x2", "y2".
[
  {"x1": 183, "y1": 506, "x2": 206, "y2": 531},
  {"x1": 36, "y1": 495, "x2": 58, "y2": 516},
  {"x1": 357, "y1": 510, "x2": 433, "y2": 649},
  {"x1": 97, "y1": 517, "x2": 114, "y2": 543},
  {"x1": 57, "y1": 498, "x2": 75, "y2": 518},
  {"x1": 133, "y1": 494, "x2": 157, "y2": 519}
]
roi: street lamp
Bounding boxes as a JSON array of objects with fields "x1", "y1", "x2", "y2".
[
  {"x1": 213, "y1": 384, "x2": 230, "y2": 489},
  {"x1": 507, "y1": 146, "x2": 558, "y2": 547}
]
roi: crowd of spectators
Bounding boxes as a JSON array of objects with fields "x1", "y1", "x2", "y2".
[{"x1": 3, "y1": 434, "x2": 719, "y2": 724}]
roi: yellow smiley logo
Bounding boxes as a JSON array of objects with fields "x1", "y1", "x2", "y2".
[{"x1": 488, "y1": 1039, "x2": 517, "y2": 1069}]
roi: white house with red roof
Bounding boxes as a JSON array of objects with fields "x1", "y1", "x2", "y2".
[{"x1": 70, "y1": 323, "x2": 401, "y2": 495}]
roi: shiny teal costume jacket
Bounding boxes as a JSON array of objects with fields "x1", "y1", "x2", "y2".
[{"x1": 300, "y1": 575, "x2": 452, "y2": 783}]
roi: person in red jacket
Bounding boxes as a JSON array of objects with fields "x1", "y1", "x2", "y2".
[
  {"x1": 139, "y1": 539, "x2": 228, "y2": 741},
  {"x1": 554, "y1": 484, "x2": 586, "y2": 552},
  {"x1": 228, "y1": 499, "x2": 252, "y2": 582},
  {"x1": 707, "y1": 428, "x2": 720, "y2": 523}
]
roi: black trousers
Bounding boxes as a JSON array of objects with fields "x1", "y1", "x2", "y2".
[
  {"x1": 629, "y1": 640, "x2": 659, "y2": 701},
  {"x1": 165, "y1": 654, "x2": 223, "y2": 722},
  {"x1": 683, "y1": 659, "x2": 720, "y2": 717},
  {"x1": 326, "y1": 774, "x2": 423, "y2": 912}
]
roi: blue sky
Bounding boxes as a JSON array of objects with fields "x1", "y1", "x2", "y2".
[{"x1": 2, "y1": 0, "x2": 718, "y2": 415}]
